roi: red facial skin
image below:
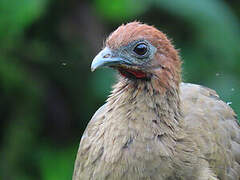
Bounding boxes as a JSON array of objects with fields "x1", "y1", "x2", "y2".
[{"x1": 118, "y1": 68, "x2": 147, "y2": 79}]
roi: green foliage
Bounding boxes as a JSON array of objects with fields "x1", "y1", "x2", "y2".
[
  {"x1": 94, "y1": 0, "x2": 150, "y2": 21},
  {"x1": 37, "y1": 145, "x2": 75, "y2": 180},
  {"x1": 154, "y1": 0, "x2": 240, "y2": 65},
  {"x1": 0, "y1": 0, "x2": 239, "y2": 179},
  {"x1": 0, "y1": 0, "x2": 47, "y2": 49}
]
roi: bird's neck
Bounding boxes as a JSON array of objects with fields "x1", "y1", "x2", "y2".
[{"x1": 106, "y1": 77, "x2": 182, "y2": 136}]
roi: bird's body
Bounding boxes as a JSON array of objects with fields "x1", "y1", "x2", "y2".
[{"x1": 73, "y1": 22, "x2": 240, "y2": 180}]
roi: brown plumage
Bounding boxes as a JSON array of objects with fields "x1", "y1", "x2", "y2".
[{"x1": 73, "y1": 22, "x2": 240, "y2": 180}]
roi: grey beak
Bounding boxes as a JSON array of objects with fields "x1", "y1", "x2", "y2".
[{"x1": 91, "y1": 47, "x2": 131, "y2": 72}]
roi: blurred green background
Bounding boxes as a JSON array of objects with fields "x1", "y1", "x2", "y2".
[{"x1": 1, "y1": 0, "x2": 240, "y2": 179}]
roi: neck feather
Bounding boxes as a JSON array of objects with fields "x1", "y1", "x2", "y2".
[{"x1": 106, "y1": 77, "x2": 182, "y2": 135}]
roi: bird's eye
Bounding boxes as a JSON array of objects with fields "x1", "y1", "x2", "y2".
[{"x1": 133, "y1": 43, "x2": 148, "y2": 56}]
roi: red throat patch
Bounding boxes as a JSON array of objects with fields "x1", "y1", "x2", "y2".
[{"x1": 118, "y1": 68, "x2": 147, "y2": 79}]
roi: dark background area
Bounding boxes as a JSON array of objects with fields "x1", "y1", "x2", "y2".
[{"x1": 1, "y1": 0, "x2": 240, "y2": 179}]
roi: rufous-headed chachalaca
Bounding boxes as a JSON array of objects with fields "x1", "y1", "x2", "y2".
[{"x1": 73, "y1": 22, "x2": 240, "y2": 180}]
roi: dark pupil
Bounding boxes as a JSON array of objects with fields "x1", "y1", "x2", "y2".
[{"x1": 134, "y1": 43, "x2": 147, "y2": 56}]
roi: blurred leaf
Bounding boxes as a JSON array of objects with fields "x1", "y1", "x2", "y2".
[
  {"x1": 152, "y1": 0, "x2": 240, "y2": 67},
  {"x1": 94, "y1": 0, "x2": 150, "y2": 21},
  {"x1": 0, "y1": 0, "x2": 48, "y2": 48},
  {"x1": 37, "y1": 145, "x2": 75, "y2": 180}
]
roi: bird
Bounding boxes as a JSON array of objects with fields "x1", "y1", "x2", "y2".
[{"x1": 72, "y1": 22, "x2": 240, "y2": 180}]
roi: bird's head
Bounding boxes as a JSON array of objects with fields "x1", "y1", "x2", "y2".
[{"x1": 91, "y1": 22, "x2": 181, "y2": 91}]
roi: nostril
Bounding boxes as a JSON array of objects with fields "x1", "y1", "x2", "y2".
[{"x1": 103, "y1": 54, "x2": 111, "y2": 58}]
